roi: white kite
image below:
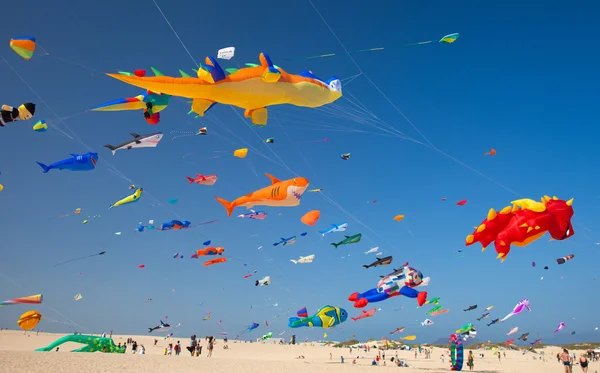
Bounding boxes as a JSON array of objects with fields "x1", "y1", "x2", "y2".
[
  {"x1": 217, "y1": 47, "x2": 235, "y2": 60},
  {"x1": 74, "y1": 293, "x2": 83, "y2": 301},
  {"x1": 290, "y1": 254, "x2": 315, "y2": 264}
]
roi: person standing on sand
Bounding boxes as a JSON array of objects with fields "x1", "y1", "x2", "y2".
[
  {"x1": 467, "y1": 351, "x2": 474, "y2": 371},
  {"x1": 497, "y1": 351, "x2": 501, "y2": 362},
  {"x1": 207, "y1": 338, "x2": 214, "y2": 357},
  {"x1": 579, "y1": 353, "x2": 588, "y2": 373},
  {"x1": 561, "y1": 349, "x2": 572, "y2": 373}
]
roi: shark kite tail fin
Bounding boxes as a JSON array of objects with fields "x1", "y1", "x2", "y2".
[
  {"x1": 291, "y1": 260, "x2": 297, "y2": 264},
  {"x1": 362, "y1": 265, "x2": 369, "y2": 269},
  {"x1": 214, "y1": 197, "x2": 234, "y2": 217},
  {"x1": 331, "y1": 242, "x2": 339, "y2": 248},
  {"x1": 186, "y1": 176, "x2": 195, "y2": 184},
  {"x1": 104, "y1": 145, "x2": 117, "y2": 156},
  {"x1": 36, "y1": 161, "x2": 50, "y2": 173}
]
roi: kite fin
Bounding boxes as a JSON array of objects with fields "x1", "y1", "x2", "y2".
[
  {"x1": 331, "y1": 242, "x2": 339, "y2": 248},
  {"x1": 244, "y1": 108, "x2": 268, "y2": 126},
  {"x1": 197, "y1": 56, "x2": 226, "y2": 83},
  {"x1": 186, "y1": 176, "x2": 195, "y2": 184},
  {"x1": 103, "y1": 145, "x2": 117, "y2": 156},
  {"x1": 215, "y1": 197, "x2": 234, "y2": 217},
  {"x1": 255, "y1": 280, "x2": 259, "y2": 286},
  {"x1": 36, "y1": 161, "x2": 50, "y2": 173},
  {"x1": 290, "y1": 260, "x2": 298, "y2": 264},
  {"x1": 258, "y1": 53, "x2": 281, "y2": 83},
  {"x1": 191, "y1": 99, "x2": 217, "y2": 117},
  {"x1": 130, "y1": 133, "x2": 140, "y2": 138},
  {"x1": 362, "y1": 265, "x2": 369, "y2": 269}
]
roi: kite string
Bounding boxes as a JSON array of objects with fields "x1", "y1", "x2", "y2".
[{"x1": 151, "y1": 0, "x2": 199, "y2": 67}]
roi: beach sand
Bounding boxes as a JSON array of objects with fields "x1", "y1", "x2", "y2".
[{"x1": 0, "y1": 330, "x2": 593, "y2": 373}]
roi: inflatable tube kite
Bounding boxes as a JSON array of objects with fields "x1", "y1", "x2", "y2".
[{"x1": 449, "y1": 333, "x2": 463, "y2": 371}]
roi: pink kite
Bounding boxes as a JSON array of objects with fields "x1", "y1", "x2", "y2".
[
  {"x1": 554, "y1": 322, "x2": 565, "y2": 333},
  {"x1": 499, "y1": 299, "x2": 530, "y2": 322},
  {"x1": 456, "y1": 200, "x2": 467, "y2": 206}
]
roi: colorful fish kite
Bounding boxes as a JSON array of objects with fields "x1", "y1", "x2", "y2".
[
  {"x1": 456, "y1": 200, "x2": 467, "y2": 206},
  {"x1": 554, "y1": 322, "x2": 565, "y2": 333},
  {"x1": 484, "y1": 148, "x2": 497, "y2": 156},
  {"x1": 400, "y1": 335, "x2": 416, "y2": 341},
  {"x1": 319, "y1": 222, "x2": 348, "y2": 236},
  {"x1": 0, "y1": 294, "x2": 42, "y2": 306},
  {"x1": 288, "y1": 305, "x2": 347, "y2": 328},
  {"x1": 186, "y1": 174, "x2": 217, "y2": 186},
  {"x1": 33, "y1": 120, "x2": 47, "y2": 132},
  {"x1": 499, "y1": 299, "x2": 530, "y2": 322},
  {"x1": 106, "y1": 53, "x2": 342, "y2": 126},
  {"x1": 215, "y1": 174, "x2": 309, "y2": 216},
  {"x1": 439, "y1": 33, "x2": 460, "y2": 44},
  {"x1": 466, "y1": 196, "x2": 574, "y2": 262}
]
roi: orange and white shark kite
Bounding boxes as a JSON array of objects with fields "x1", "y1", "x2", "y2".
[
  {"x1": 215, "y1": 173, "x2": 309, "y2": 216},
  {"x1": 105, "y1": 53, "x2": 342, "y2": 126}
]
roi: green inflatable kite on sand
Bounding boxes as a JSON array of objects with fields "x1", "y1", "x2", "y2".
[{"x1": 35, "y1": 334, "x2": 125, "y2": 353}]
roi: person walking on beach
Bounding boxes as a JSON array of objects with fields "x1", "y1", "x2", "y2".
[
  {"x1": 561, "y1": 349, "x2": 572, "y2": 373},
  {"x1": 207, "y1": 337, "x2": 214, "y2": 357},
  {"x1": 467, "y1": 351, "x2": 474, "y2": 371},
  {"x1": 497, "y1": 351, "x2": 501, "y2": 362},
  {"x1": 132, "y1": 341, "x2": 137, "y2": 354},
  {"x1": 579, "y1": 353, "x2": 588, "y2": 373}
]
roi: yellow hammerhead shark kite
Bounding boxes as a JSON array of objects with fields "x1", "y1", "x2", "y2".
[{"x1": 106, "y1": 53, "x2": 343, "y2": 126}]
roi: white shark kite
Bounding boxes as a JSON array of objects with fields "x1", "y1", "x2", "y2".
[
  {"x1": 104, "y1": 132, "x2": 163, "y2": 155},
  {"x1": 290, "y1": 254, "x2": 315, "y2": 264}
]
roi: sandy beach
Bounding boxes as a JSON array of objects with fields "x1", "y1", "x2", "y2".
[{"x1": 0, "y1": 330, "x2": 594, "y2": 373}]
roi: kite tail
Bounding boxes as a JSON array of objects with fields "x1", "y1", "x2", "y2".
[
  {"x1": 290, "y1": 260, "x2": 298, "y2": 264},
  {"x1": 255, "y1": 280, "x2": 259, "y2": 286},
  {"x1": 214, "y1": 197, "x2": 234, "y2": 217},
  {"x1": 103, "y1": 145, "x2": 117, "y2": 156},
  {"x1": 186, "y1": 176, "x2": 195, "y2": 184},
  {"x1": 362, "y1": 265, "x2": 369, "y2": 269},
  {"x1": 36, "y1": 162, "x2": 50, "y2": 173},
  {"x1": 331, "y1": 242, "x2": 339, "y2": 248},
  {"x1": 351, "y1": 317, "x2": 359, "y2": 322}
]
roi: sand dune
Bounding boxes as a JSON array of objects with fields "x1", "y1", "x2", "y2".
[{"x1": 0, "y1": 330, "x2": 595, "y2": 372}]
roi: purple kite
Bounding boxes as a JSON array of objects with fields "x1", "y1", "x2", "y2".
[
  {"x1": 499, "y1": 299, "x2": 530, "y2": 322},
  {"x1": 554, "y1": 322, "x2": 565, "y2": 333}
]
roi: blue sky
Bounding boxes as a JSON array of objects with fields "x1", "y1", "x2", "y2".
[{"x1": 1, "y1": 0, "x2": 599, "y2": 344}]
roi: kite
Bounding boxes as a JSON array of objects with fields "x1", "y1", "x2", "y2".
[
  {"x1": 215, "y1": 174, "x2": 309, "y2": 216},
  {"x1": 504, "y1": 338, "x2": 515, "y2": 346},
  {"x1": 530, "y1": 338, "x2": 542, "y2": 345},
  {"x1": 351, "y1": 308, "x2": 376, "y2": 321},
  {"x1": 485, "y1": 148, "x2": 497, "y2": 156},
  {"x1": 477, "y1": 312, "x2": 490, "y2": 321},
  {"x1": 439, "y1": 33, "x2": 460, "y2": 44},
  {"x1": 340, "y1": 153, "x2": 350, "y2": 160},
  {"x1": 365, "y1": 247, "x2": 379, "y2": 255},
  {"x1": 426, "y1": 305, "x2": 443, "y2": 315},
  {"x1": 217, "y1": 47, "x2": 235, "y2": 60},
  {"x1": 148, "y1": 320, "x2": 171, "y2": 333},
  {"x1": 109, "y1": 188, "x2": 143, "y2": 209},
  {"x1": 390, "y1": 327, "x2": 405, "y2": 334},
  {"x1": 10, "y1": 37, "x2": 36, "y2": 60},
  {"x1": 106, "y1": 53, "x2": 342, "y2": 126},
  {"x1": 421, "y1": 319, "x2": 433, "y2": 326},
  {"x1": 138, "y1": 264, "x2": 145, "y2": 269},
  {"x1": 308, "y1": 188, "x2": 322, "y2": 193},
  {"x1": 456, "y1": 200, "x2": 467, "y2": 206},
  {"x1": 466, "y1": 196, "x2": 574, "y2": 262},
  {"x1": 238, "y1": 210, "x2": 267, "y2": 219},
  {"x1": 233, "y1": 148, "x2": 248, "y2": 158},
  {"x1": 290, "y1": 254, "x2": 315, "y2": 264},
  {"x1": 363, "y1": 255, "x2": 393, "y2": 269},
  {"x1": 36, "y1": 152, "x2": 98, "y2": 173},
  {"x1": 425, "y1": 297, "x2": 440, "y2": 305},
  {"x1": 265, "y1": 138, "x2": 274, "y2": 143},
  {"x1": 74, "y1": 293, "x2": 83, "y2": 301},
  {"x1": 394, "y1": 215, "x2": 405, "y2": 222},
  {"x1": 0, "y1": 294, "x2": 43, "y2": 306},
  {"x1": 186, "y1": 174, "x2": 217, "y2": 186},
  {"x1": 499, "y1": 299, "x2": 530, "y2": 322},
  {"x1": 33, "y1": 120, "x2": 47, "y2": 132},
  {"x1": 297, "y1": 307, "x2": 308, "y2": 318},
  {"x1": 518, "y1": 332, "x2": 529, "y2": 341},
  {"x1": 430, "y1": 309, "x2": 449, "y2": 316},
  {"x1": 104, "y1": 132, "x2": 163, "y2": 155},
  {"x1": 273, "y1": 236, "x2": 296, "y2": 246},
  {"x1": 300, "y1": 210, "x2": 320, "y2": 226},
  {"x1": 464, "y1": 305, "x2": 477, "y2": 311},
  {"x1": 449, "y1": 333, "x2": 464, "y2": 371},
  {"x1": 485, "y1": 306, "x2": 494, "y2": 311},
  {"x1": 288, "y1": 305, "x2": 347, "y2": 328},
  {"x1": 91, "y1": 80, "x2": 171, "y2": 125},
  {"x1": 319, "y1": 222, "x2": 348, "y2": 236},
  {"x1": 554, "y1": 322, "x2": 565, "y2": 333},
  {"x1": 0, "y1": 103, "x2": 35, "y2": 127},
  {"x1": 53, "y1": 252, "x2": 106, "y2": 267},
  {"x1": 255, "y1": 276, "x2": 271, "y2": 286},
  {"x1": 400, "y1": 335, "x2": 416, "y2": 341},
  {"x1": 507, "y1": 327, "x2": 518, "y2": 336},
  {"x1": 204, "y1": 257, "x2": 226, "y2": 267},
  {"x1": 195, "y1": 247, "x2": 224, "y2": 257},
  {"x1": 18, "y1": 310, "x2": 42, "y2": 331},
  {"x1": 159, "y1": 220, "x2": 191, "y2": 230},
  {"x1": 332, "y1": 233, "x2": 362, "y2": 248},
  {"x1": 556, "y1": 254, "x2": 574, "y2": 264},
  {"x1": 348, "y1": 262, "x2": 429, "y2": 308},
  {"x1": 259, "y1": 332, "x2": 272, "y2": 341},
  {"x1": 246, "y1": 323, "x2": 259, "y2": 332},
  {"x1": 487, "y1": 318, "x2": 499, "y2": 326}
]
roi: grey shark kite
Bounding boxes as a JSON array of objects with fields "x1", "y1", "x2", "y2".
[{"x1": 104, "y1": 132, "x2": 163, "y2": 155}]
